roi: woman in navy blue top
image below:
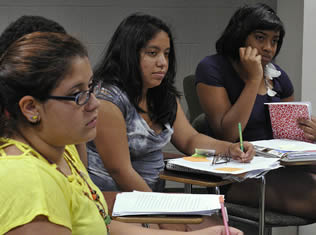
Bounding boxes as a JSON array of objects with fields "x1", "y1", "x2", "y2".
[
  {"x1": 196, "y1": 3, "x2": 316, "y2": 219},
  {"x1": 196, "y1": 54, "x2": 293, "y2": 141}
]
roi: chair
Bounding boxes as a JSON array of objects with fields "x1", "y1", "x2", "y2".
[
  {"x1": 182, "y1": 75, "x2": 203, "y2": 123},
  {"x1": 226, "y1": 202, "x2": 315, "y2": 235},
  {"x1": 162, "y1": 169, "x2": 316, "y2": 235},
  {"x1": 182, "y1": 75, "x2": 209, "y2": 135}
]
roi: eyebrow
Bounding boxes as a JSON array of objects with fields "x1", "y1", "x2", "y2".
[
  {"x1": 253, "y1": 30, "x2": 280, "y2": 37},
  {"x1": 68, "y1": 76, "x2": 93, "y2": 91},
  {"x1": 144, "y1": 45, "x2": 170, "y2": 50}
]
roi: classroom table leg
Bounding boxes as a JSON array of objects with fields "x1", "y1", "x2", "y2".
[
  {"x1": 184, "y1": 183, "x2": 192, "y2": 193},
  {"x1": 259, "y1": 175, "x2": 266, "y2": 235},
  {"x1": 215, "y1": 186, "x2": 221, "y2": 195}
]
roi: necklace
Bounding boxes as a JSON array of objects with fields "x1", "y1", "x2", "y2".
[{"x1": 62, "y1": 152, "x2": 111, "y2": 232}]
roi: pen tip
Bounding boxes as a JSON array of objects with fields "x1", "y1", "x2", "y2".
[{"x1": 219, "y1": 195, "x2": 225, "y2": 203}]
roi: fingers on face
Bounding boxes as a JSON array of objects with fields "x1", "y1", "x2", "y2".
[
  {"x1": 240, "y1": 47, "x2": 261, "y2": 64},
  {"x1": 239, "y1": 47, "x2": 246, "y2": 57}
]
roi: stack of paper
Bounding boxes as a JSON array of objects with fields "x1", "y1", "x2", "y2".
[
  {"x1": 283, "y1": 151, "x2": 316, "y2": 162},
  {"x1": 165, "y1": 156, "x2": 281, "y2": 182},
  {"x1": 254, "y1": 145, "x2": 288, "y2": 158},
  {"x1": 112, "y1": 191, "x2": 221, "y2": 216},
  {"x1": 252, "y1": 139, "x2": 316, "y2": 162}
]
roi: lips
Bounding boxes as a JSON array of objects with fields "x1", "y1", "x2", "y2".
[
  {"x1": 86, "y1": 116, "x2": 97, "y2": 128},
  {"x1": 261, "y1": 55, "x2": 272, "y2": 62},
  {"x1": 152, "y1": 71, "x2": 166, "y2": 79}
]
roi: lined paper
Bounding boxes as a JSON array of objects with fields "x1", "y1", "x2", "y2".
[{"x1": 112, "y1": 191, "x2": 221, "y2": 216}]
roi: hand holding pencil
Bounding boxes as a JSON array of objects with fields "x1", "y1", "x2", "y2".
[
  {"x1": 225, "y1": 123, "x2": 255, "y2": 162},
  {"x1": 229, "y1": 142, "x2": 254, "y2": 163}
]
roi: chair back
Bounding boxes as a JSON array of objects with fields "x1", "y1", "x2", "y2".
[{"x1": 183, "y1": 75, "x2": 203, "y2": 123}]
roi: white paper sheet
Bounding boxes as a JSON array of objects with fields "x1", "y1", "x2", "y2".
[
  {"x1": 166, "y1": 156, "x2": 280, "y2": 175},
  {"x1": 112, "y1": 191, "x2": 221, "y2": 216},
  {"x1": 251, "y1": 139, "x2": 316, "y2": 152}
]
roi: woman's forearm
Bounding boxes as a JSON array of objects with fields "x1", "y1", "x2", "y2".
[
  {"x1": 109, "y1": 167, "x2": 152, "y2": 192},
  {"x1": 218, "y1": 81, "x2": 260, "y2": 141}
]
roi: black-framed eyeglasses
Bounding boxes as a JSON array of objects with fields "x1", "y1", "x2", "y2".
[
  {"x1": 47, "y1": 81, "x2": 102, "y2": 106},
  {"x1": 211, "y1": 154, "x2": 231, "y2": 166}
]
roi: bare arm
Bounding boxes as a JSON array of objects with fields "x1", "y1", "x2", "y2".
[
  {"x1": 94, "y1": 100, "x2": 151, "y2": 192},
  {"x1": 171, "y1": 100, "x2": 254, "y2": 162},
  {"x1": 197, "y1": 47, "x2": 263, "y2": 142},
  {"x1": 6, "y1": 216, "x2": 71, "y2": 235},
  {"x1": 110, "y1": 220, "x2": 243, "y2": 235}
]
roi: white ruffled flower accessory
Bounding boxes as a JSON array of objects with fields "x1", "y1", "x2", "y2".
[{"x1": 264, "y1": 63, "x2": 281, "y2": 97}]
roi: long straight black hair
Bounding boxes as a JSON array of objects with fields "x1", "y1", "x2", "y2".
[{"x1": 94, "y1": 13, "x2": 180, "y2": 126}]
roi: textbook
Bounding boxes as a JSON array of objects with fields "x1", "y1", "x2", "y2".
[
  {"x1": 112, "y1": 191, "x2": 221, "y2": 216},
  {"x1": 265, "y1": 102, "x2": 312, "y2": 142}
]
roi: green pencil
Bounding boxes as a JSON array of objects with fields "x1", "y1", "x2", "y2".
[{"x1": 238, "y1": 122, "x2": 244, "y2": 152}]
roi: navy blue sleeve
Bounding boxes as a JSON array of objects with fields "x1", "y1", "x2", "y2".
[
  {"x1": 273, "y1": 64, "x2": 294, "y2": 99},
  {"x1": 195, "y1": 55, "x2": 224, "y2": 87}
]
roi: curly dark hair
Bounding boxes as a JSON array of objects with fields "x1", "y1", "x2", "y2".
[
  {"x1": 0, "y1": 15, "x2": 66, "y2": 56},
  {"x1": 216, "y1": 3, "x2": 285, "y2": 61},
  {"x1": 94, "y1": 13, "x2": 180, "y2": 126}
]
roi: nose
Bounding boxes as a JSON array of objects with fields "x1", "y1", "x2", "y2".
[
  {"x1": 84, "y1": 93, "x2": 100, "y2": 112},
  {"x1": 156, "y1": 53, "x2": 168, "y2": 67},
  {"x1": 263, "y1": 40, "x2": 273, "y2": 52}
]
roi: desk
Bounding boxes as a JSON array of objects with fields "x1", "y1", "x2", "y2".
[
  {"x1": 102, "y1": 191, "x2": 204, "y2": 224},
  {"x1": 160, "y1": 169, "x2": 267, "y2": 235},
  {"x1": 160, "y1": 169, "x2": 231, "y2": 193},
  {"x1": 162, "y1": 152, "x2": 232, "y2": 193}
]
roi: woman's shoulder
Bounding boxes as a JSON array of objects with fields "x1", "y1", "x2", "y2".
[
  {"x1": 196, "y1": 54, "x2": 231, "y2": 77},
  {"x1": 0, "y1": 151, "x2": 73, "y2": 234},
  {"x1": 0, "y1": 149, "x2": 71, "y2": 190},
  {"x1": 98, "y1": 84, "x2": 134, "y2": 118},
  {"x1": 197, "y1": 54, "x2": 229, "y2": 68},
  {"x1": 100, "y1": 84, "x2": 131, "y2": 105},
  {"x1": 271, "y1": 63, "x2": 291, "y2": 82},
  {"x1": 0, "y1": 139, "x2": 72, "y2": 190},
  {"x1": 99, "y1": 84, "x2": 125, "y2": 99},
  {"x1": 196, "y1": 54, "x2": 232, "y2": 85}
]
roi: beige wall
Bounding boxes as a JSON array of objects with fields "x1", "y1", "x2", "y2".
[{"x1": 0, "y1": 0, "x2": 276, "y2": 116}]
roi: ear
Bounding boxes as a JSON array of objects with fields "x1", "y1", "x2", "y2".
[{"x1": 18, "y1": 96, "x2": 41, "y2": 123}]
